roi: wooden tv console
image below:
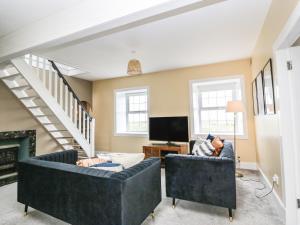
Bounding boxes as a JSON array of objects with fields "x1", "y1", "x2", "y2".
[{"x1": 143, "y1": 144, "x2": 188, "y2": 167}]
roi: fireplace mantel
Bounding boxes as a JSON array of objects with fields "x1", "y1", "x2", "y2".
[
  {"x1": 0, "y1": 130, "x2": 36, "y2": 157},
  {"x1": 0, "y1": 130, "x2": 36, "y2": 187}
]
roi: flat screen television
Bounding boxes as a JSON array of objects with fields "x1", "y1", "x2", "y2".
[{"x1": 149, "y1": 116, "x2": 189, "y2": 144}]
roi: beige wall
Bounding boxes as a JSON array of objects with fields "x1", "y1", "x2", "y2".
[
  {"x1": 93, "y1": 59, "x2": 257, "y2": 163},
  {"x1": 64, "y1": 76, "x2": 93, "y2": 105},
  {"x1": 251, "y1": 0, "x2": 300, "y2": 201},
  {"x1": 0, "y1": 80, "x2": 61, "y2": 155}
]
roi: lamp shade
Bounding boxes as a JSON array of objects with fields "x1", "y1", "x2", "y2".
[
  {"x1": 127, "y1": 59, "x2": 142, "y2": 75},
  {"x1": 226, "y1": 100, "x2": 244, "y2": 112}
]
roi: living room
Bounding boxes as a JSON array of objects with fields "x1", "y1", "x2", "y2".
[{"x1": 0, "y1": 0, "x2": 300, "y2": 225}]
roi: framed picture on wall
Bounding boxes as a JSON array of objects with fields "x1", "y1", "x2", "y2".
[
  {"x1": 262, "y1": 59, "x2": 276, "y2": 114},
  {"x1": 252, "y1": 79, "x2": 259, "y2": 115},
  {"x1": 256, "y1": 72, "x2": 265, "y2": 115}
]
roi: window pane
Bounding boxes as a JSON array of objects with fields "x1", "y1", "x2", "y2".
[
  {"x1": 115, "y1": 88, "x2": 148, "y2": 134},
  {"x1": 192, "y1": 78, "x2": 244, "y2": 135}
]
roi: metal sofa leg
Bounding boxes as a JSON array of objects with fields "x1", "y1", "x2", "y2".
[
  {"x1": 151, "y1": 211, "x2": 155, "y2": 219},
  {"x1": 228, "y1": 208, "x2": 233, "y2": 222},
  {"x1": 24, "y1": 204, "x2": 28, "y2": 216},
  {"x1": 172, "y1": 198, "x2": 176, "y2": 208}
]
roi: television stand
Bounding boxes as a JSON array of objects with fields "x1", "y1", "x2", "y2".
[
  {"x1": 151, "y1": 142, "x2": 180, "y2": 147},
  {"x1": 143, "y1": 144, "x2": 188, "y2": 167}
]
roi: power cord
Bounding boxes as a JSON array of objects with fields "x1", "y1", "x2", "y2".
[
  {"x1": 238, "y1": 176, "x2": 274, "y2": 199},
  {"x1": 255, "y1": 181, "x2": 275, "y2": 199}
]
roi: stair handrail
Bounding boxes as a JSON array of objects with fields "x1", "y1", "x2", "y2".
[{"x1": 48, "y1": 60, "x2": 93, "y2": 121}]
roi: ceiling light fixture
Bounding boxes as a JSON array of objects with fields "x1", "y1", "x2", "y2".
[{"x1": 127, "y1": 51, "x2": 142, "y2": 75}]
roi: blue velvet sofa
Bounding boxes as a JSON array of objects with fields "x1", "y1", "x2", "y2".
[
  {"x1": 18, "y1": 150, "x2": 161, "y2": 225},
  {"x1": 165, "y1": 141, "x2": 236, "y2": 220}
]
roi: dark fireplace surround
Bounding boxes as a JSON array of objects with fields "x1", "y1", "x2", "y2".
[{"x1": 0, "y1": 130, "x2": 36, "y2": 187}]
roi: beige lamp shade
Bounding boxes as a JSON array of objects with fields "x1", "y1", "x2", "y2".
[
  {"x1": 226, "y1": 100, "x2": 244, "y2": 112},
  {"x1": 127, "y1": 59, "x2": 142, "y2": 75}
]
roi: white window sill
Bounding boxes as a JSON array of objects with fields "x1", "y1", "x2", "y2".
[{"x1": 114, "y1": 132, "x2": 148, "y2": 138}]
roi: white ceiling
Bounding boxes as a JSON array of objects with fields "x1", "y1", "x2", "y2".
[
  {"x1": 38, "y1": 0, "x2": 272, "y2": 80},
  {"x1": 0, "y1": 0, "x2": 83, "y2": 38}
]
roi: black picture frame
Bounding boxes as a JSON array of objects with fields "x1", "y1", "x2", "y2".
[
  {"x1": 252, "y1": 79, "x2": 259, "y2": 115},
  {"x1": 256, "y1": 72, "x2": 266, "y2": 115},
  {"x1": 262, "y1": 59, "x2": 276, "y2": 114}
]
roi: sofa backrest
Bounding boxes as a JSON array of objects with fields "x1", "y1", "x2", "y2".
[{"x1": 189, "y1": 140, "x2": 234, "y2": 160}]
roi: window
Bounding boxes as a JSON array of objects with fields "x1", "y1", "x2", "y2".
[
  {"x1": 190, "y1": 77, "x2": 246, "y2": 137},
  {"x1": 115, "y1": 87, "x2": 148, "y2": 136}
]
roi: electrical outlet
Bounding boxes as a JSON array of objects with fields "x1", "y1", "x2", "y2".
[{"x1": 272, "y1": 174, "x2": 279, "y2": 186}]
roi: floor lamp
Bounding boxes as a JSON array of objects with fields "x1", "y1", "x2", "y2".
[{"x1": 226, "y1": 100, "x2": 244, "y2": 178}]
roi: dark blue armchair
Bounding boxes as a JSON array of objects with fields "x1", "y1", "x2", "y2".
[{"x1": 165, "y1": 141, "x2": 236, "y2": 220}]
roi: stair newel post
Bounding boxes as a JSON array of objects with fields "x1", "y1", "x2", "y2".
[{"x1": 90, "y1": 118, "x2": 96, "y2": 157}]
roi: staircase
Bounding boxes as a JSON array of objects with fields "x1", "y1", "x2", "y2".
[{"x1": 0, "y1": 54, "x2": 95, "y2": 158}]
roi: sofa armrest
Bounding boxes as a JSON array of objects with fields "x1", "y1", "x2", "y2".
[
  {"x1": 33, "y1": 150, "x2": 78, "y2": 165},
  {"x1": 165, "y1": 154, "x2": 236, "y2": 209},
  {"x1": 111, "y1": 158, "x2": 162, "y2": 225}
]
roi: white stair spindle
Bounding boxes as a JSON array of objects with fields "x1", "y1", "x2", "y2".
[
  {"x1": 54, "y1": 71, "x2": 58, "y2": 101},
  {"x1": 48, "y1": 69, "x2": 52, "y2": 95},
  {"x1": 74, "y1": 99, "x2": 78, "y2": 128},
  {"x1": 70, "y1": 94, "x2": 73, "y2": 122},
  {"x1": 83, "y1": 111, "x2": 86, "y2": 138},
  {"x1": 79, "y1": 105, "x2": 82, "y2": 132},
  {"x1": 29, "y1": 54, "x2": 32, "y2": 66},
  {"x1": 65, "y1": 85, "x2": 69, "y2": 113},
  {"x1": 59, "y1": 77, "x2": 63, "y2": 106},
  {"x1": 87, "y1": 116, "x2": 90, "y2": 142}
]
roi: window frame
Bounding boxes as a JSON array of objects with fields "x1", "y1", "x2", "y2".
[
  {"x1": 114, "y1": 86, "x2": 149, "y2": 137},
  {"x1": 189, "y1": 75, "x2": 248, "y2": 140}
]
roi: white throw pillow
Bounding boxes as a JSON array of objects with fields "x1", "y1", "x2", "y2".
[
  {"x1": 97, "y1": 153, "x2": 145, "y2": 169},
  {"x1": 192, "y1": 138, "x2": 205, "y2": 155}
]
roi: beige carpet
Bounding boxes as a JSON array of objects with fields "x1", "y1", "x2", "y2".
[{"x1": 0, "y1": 170, "x2": 284, "y2": 225}]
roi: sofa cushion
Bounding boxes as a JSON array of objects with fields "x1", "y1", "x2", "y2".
[
  {"x1": 90, "y1": 162, "x2": 123, "y2": 172},
  {"x1": 97, "y1": 153, "x2": 145, "y2": 169},
  {"x1": 77, "y1": 157, "x2": 107, "y2": 167},
  {"x1": 212, "y1": 137, "x2": 224, "y2": 156},
  {"x1": 192, "y1": 139, "x2": 214, "y2": 156}
]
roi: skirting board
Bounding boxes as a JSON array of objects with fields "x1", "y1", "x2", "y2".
[
  {"x1": 258, "y1": 167, "x2": 286, "y2": 220},
  {"x1": 238, "y1": 162, "x2": 257, "y2": 170}
]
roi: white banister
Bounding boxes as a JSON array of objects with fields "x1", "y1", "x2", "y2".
[{"x1": 20, "y1": 54, "x2": 95, "y2": 157}]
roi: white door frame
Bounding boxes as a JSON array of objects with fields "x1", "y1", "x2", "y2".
[{"x1": 273, "y1": 2, "x2": 300, "y2": 225}]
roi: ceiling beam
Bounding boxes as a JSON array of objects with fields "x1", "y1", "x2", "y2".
[{"x1": 0, "y1": 0, "x2": 225, "y2": 62}]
